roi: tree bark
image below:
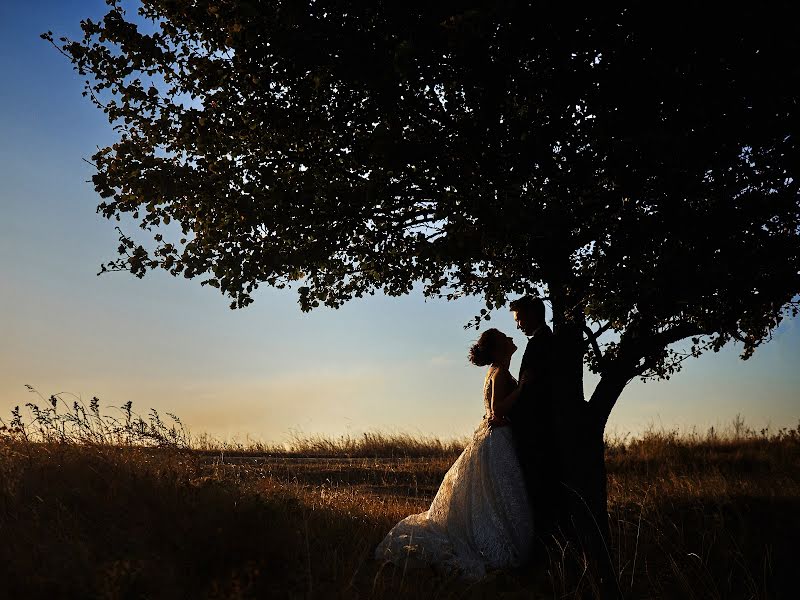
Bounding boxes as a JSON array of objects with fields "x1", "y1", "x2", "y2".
[
  {"x1": 554, "y1": 329, "x2": 627, "y2": 595},
  {"x1": 588, "y1": 373, "x2": 629, "y2": 434},
  {"x1": 549, "y1": 276, "x2": 627, "y2": 593},
  {"x1": 585, "y1": 372, "x2": 628, "y2": 534}
]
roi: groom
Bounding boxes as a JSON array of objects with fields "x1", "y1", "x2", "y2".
[
  {"x1": 501, "y1": 297, "x2": 620, "y2": 595},
  {"x1": 504, "y1": 295, "x2": 561, "y2": 548}
]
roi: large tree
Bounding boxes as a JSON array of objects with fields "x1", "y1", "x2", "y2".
[{"x1": 46, "y1": 0, "x2": 798, "y2": 541}]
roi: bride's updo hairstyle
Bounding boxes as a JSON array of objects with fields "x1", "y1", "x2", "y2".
[{"x1": 468, "y1": 328, "x2": 503, "y2": 367}]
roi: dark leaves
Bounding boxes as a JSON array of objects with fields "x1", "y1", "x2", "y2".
[{"x1": 45, "y1": 1, "x2": 800, "y2": 379}]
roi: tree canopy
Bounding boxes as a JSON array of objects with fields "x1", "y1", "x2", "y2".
[{"x1": 46, "y1": 1, "x2": 799, "y2": 421}]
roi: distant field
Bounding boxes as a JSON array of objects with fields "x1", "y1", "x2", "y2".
[{"x1": 1, "y1": 399, "x2": 798, "y2": 598}]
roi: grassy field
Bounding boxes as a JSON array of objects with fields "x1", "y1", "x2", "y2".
[{"x1": 1, "y1": 395, "x2": 798, "y2": 599}]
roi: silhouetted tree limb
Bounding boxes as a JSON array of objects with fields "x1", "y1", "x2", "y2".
[{"x1": 45, "y1": 1, "x2": 799, "y2": 423}]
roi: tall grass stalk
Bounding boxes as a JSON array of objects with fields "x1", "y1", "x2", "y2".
[{"x1": 1, "y1": 388, "x2": 798, "y2": 598}]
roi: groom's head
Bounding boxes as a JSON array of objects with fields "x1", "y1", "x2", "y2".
[{"x1": 509, "y1": 296, "x2": 545, "y2": 336}]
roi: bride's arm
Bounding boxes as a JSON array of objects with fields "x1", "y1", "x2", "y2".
[{"x1": 490, "y1": 369, "x2": 521, "y2": 418}]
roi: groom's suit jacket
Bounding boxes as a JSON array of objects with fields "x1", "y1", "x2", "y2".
[
  {"x1": 510, "y1": 323, "x2": 555, "y2": 443},
  {"x1": 509, "y1": 324, "x2": 559, "y2": 528}
]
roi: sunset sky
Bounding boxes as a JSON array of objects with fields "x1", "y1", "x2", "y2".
[{"x1": 1, "y1": 1, "x2": 798, "y2": 444}]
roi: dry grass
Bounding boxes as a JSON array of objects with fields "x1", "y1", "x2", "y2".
[
  {"x1": 1, "y1": 393, "x2": 798, "y2": 598},
  {"x1": 191, "y1": 430, "x2": 469, "y2": 459}
]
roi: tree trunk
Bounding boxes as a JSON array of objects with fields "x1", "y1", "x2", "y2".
[
  {"x1": 554, "y1": 328, "x2": 627, "y2": 595},
  {"x1": 584, "y1": 376, "x2": 628, "y2": 596},
  {"x1": 585, "y1": 373, "x2": 627, "y2": 536},
  {"x1": 589, "y1": 373, "x2": 629, "y2": 434}
]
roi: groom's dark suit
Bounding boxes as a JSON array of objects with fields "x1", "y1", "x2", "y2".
[
  {"x1": 509, "y1": 323, "x2": 560, "y2": 544},
  {"x1": 509, "y1": 324, "x2": 620, "y2": 595}
]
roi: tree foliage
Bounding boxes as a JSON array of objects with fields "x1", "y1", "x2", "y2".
[{"x1": 45, "y1": 0, "x2": 799, "y2": 417}]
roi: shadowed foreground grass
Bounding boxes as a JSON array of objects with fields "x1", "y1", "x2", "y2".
[{"x1": 1, "y1": 396, "x2": 798, "y2": 598}]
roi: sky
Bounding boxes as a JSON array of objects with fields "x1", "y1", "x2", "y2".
[{"x1": 1, "y1": 1, "x2": 798, "y2": 445}]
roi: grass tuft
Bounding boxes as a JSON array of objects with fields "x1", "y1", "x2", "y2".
[{"x1": 2, "y1": 390, "x2": 798, "y2": 598}]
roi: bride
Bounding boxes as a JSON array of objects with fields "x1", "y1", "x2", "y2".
[{"x1": 375, "y1": 328, "x2": 533, "y2": 578}]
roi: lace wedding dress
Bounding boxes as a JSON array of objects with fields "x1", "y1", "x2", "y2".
[{"x1": 374, "y1": 367, "x2": 533, "y2": 579}]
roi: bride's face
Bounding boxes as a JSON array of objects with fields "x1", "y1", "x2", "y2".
[{"x1": 499, "y1": 333, "x2": 517, "y2": 358}]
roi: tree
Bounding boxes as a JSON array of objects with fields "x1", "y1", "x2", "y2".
[{"x1": 46, "y1": 0, "x2": 799, "y2": 552}]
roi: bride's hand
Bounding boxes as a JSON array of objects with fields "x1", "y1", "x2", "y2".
[{"x1": 487, "y1": 412, "x2": 510, "y2": 429}]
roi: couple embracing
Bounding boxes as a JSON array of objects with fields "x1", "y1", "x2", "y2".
[{"x1": 376, "y1": 295, "x2": 586, "y2": 578}]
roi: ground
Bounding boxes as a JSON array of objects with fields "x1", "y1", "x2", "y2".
[{"x1": 1, "y1": 413, "x2": 798, "y2": 598}]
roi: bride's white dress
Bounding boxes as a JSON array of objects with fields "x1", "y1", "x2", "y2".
[{"x1": 375, "y1": 368, "x2": 533, "y2": 578}]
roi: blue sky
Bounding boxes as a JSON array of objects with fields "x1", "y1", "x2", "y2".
[{"x1": 1, "y1": 1, "x2": 798, "y2": 443}]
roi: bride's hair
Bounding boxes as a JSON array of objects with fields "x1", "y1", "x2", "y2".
[{"x1": 468, "y1": 328, "x2": 502, "y2": 367}]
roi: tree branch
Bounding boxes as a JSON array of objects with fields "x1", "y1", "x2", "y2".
[
  {"x1": 640, "y1": 322, "x2": 707, "y2": 355},
  {"x1": 583, "y1": 325, "x2": 608, "y2": 374},
  {"x1": 590, "y1": 321, "x2": 710, "y2": 426},
  {"x1": 592, "y1": 321, "x2": 614, "y2": 338},
  {"x1": 622, "y1": 321, "x2": 709, "y2": 380}
]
